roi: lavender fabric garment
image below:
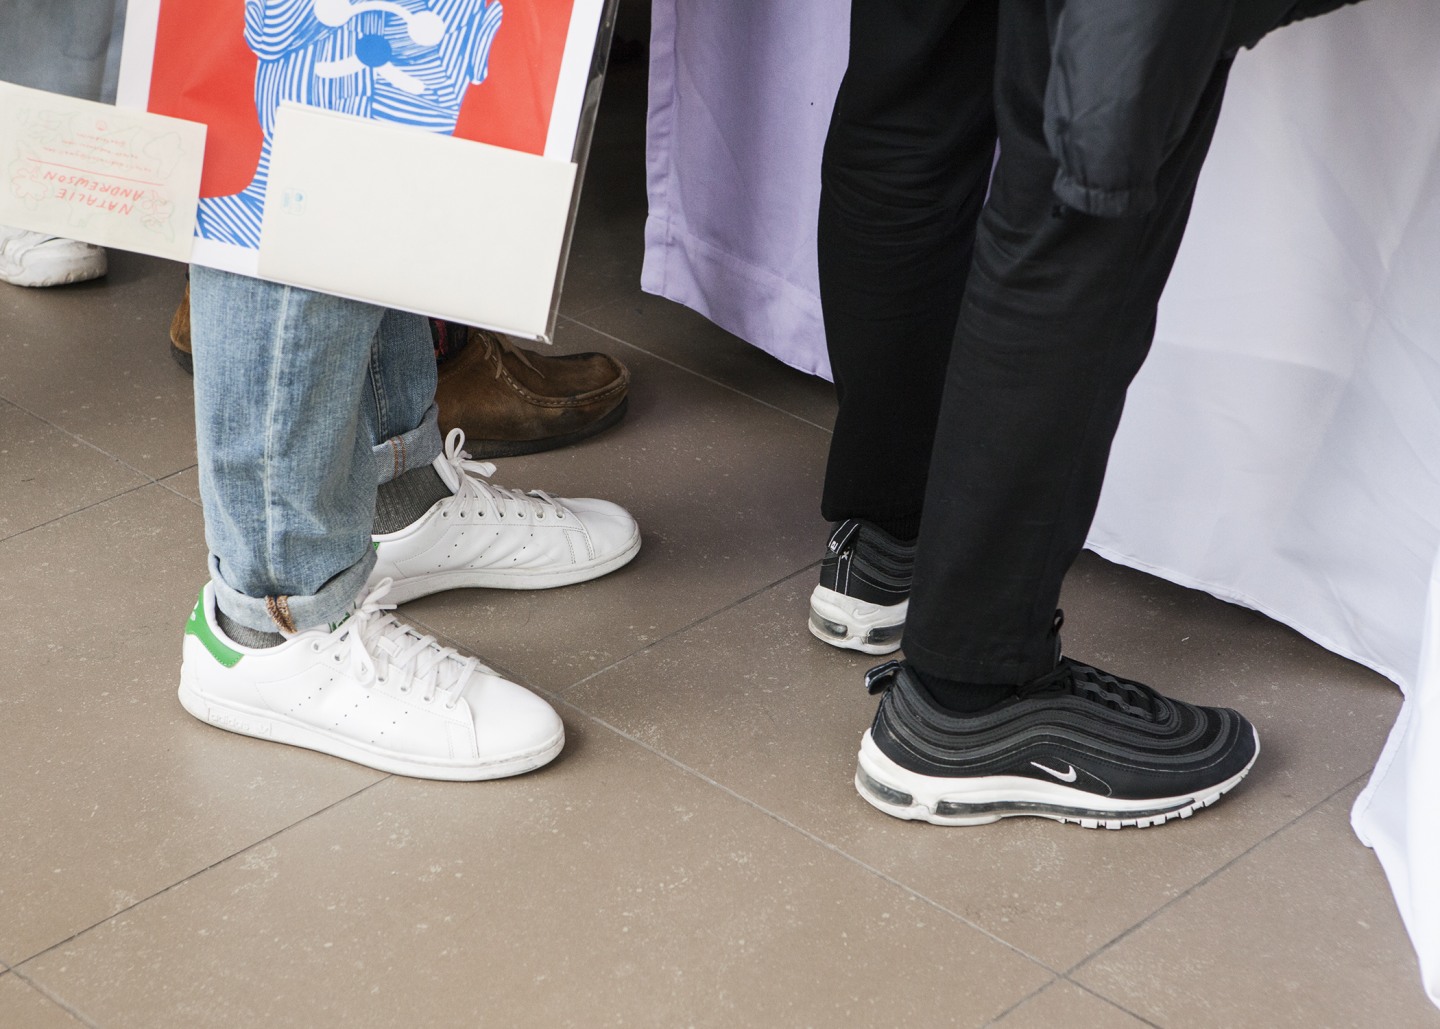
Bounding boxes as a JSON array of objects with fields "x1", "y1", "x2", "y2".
[{"x1": 641, "y1": 2, "x2": 847, "y2": 379}]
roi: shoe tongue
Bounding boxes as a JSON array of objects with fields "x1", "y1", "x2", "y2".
[
  {"x1": 1066, "y1": 663, "x2": 1160, "y2": 719},
  {"x1": 433, "y1": 452, "x2": 462, "y2": 493}
]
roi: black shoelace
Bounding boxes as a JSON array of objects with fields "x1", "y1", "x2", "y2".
[{"x1": 1018, "y1": 658, "x2": 1162, "y2": 720}]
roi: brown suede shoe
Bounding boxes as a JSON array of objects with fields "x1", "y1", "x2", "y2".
[
  {"x1": 169, "y1": 282, "x2": 193, "y2": 372},
  {"x1": 170, "y1": 285, "x2": 628, "y2": 457},
  {"x1": 436, "y1": 327, "x2": 629, "y2": 458}
]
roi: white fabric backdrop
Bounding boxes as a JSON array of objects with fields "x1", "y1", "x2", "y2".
[
  {"x1": 644, "y1": 0, "x2": 1440, "y2": 1007},
  {"x1": 1088, "y1": 6, "x2": 1440, "y2": 1009}
]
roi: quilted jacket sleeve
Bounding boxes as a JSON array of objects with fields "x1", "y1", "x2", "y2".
[
  {"x1": 1042, "y1": 0, "x2": 1371, "y2": 218},
  {"x1": 1042, "y1": 0, "x2": 1235, "y2": 218}
]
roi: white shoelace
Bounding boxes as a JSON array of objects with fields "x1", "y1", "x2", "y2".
[
  {"x1": 315, "y1": 578, "x2": 481, "y2": 708},
  {"x1": 439, "y1": 428, "x2": 564, "y2": 522}
]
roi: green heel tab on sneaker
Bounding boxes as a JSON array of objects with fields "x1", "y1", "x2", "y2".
[{"x1": 185, "y1": 591, "x2": 244, "y2": 668}]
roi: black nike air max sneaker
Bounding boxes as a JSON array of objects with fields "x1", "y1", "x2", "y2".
[
  {"x1": 809, "y1": 519, "x2": 914, "y2": 655},
  {"x1": 855, "y1": 660, "x2": 1259, "y2": 829}
]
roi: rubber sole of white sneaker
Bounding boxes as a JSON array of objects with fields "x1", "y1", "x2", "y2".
[
  {"x1": 808, "y1": 585, "x2": 906, "y2": 655},
  {"x1": 178, "y1": 670, "x2": 564, "y2": 781},
  {"x1": 853, "y1": 728, "x2": 1259, "y2": 830},
  {"x1": 0, "y1": 248, "x2": 107, "y2": 287},
  {"x1": 377, "y1": 526, "x2": 641, "y2": 605}
]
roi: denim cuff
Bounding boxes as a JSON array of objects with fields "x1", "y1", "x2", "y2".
[
  {"x1": 208, "y1": 550, "x2": 377, "y2": 635},
  {"x1": 372, "y1": 402, "x2": 443, "y2": 486}
]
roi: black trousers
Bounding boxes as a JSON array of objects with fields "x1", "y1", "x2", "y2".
[{"x1": 819, "y1": 0, "x2": 1232, "y2": 684}]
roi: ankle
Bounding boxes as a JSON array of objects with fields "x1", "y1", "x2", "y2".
[
  {"x1": 374, "y1": 464, "x2": 451, "y2": 533},
  {"x1": 908, "y1": 662, "x2": 1018, "y2": 713},
  {"x1": 216, "y1": 607, "x2": 285, "y2": 649}
]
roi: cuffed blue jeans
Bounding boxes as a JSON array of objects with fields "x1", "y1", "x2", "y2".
[{"x1": 189, "y1": 266, "x2": 443, "y2": 634}]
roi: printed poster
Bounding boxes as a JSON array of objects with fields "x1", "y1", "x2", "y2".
[{"x1": 114, "y1": 0, "x2": 611, "y2": 337}]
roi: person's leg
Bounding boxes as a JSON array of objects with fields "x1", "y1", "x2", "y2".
[
  {"x1": 189, "y1": 267, "x2": 437, "y2": 633},
  {"x1": 855, "y1": 1, "x2": 1257, "y2": 828},
  {"x1": 0, "y1": 2, "x2": 122, "y2": 287},
  {"x1": 818, "y1": 0, "x2": 998, "y2": 535},
  {"x1": 181, "y1": 269, "x2": 571, "y2": 780},
  {"x1": 902, "y1": 20, "x2": 1234, "y2": 685},
  {"x1": 810, "y1": 0, "x2": 998, "y2": 654}
]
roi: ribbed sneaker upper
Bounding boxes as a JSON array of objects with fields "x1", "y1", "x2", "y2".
[
  {"x1": 819, "y1": 520, "x2": 915, "y2": 605},
  {"x1": 371, "y1": 427, "x2": 638, "y2": 584},
  {"x1": 870, "y1": 662, "x2": 1257, "y2": 802}
]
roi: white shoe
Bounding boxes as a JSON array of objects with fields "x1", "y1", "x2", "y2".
[
  {"x1": 371, "y1": 428, "x2": 641, "y2": 604},
  {"x1": 178, "y1": 579, "x2": 565, "y2": 780},
  {"x1": 0, "y1": 226, "x2": 107, "y2": 287}
]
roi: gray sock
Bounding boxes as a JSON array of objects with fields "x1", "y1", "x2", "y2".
[
  {"x1": 374, "y1": 464, "x2": 452, "y2": 533},
  {"x1": 217, "y1": 608, "x2": 285, "y2": 649}
]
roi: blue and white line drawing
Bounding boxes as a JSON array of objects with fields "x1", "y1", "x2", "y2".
[{"x1": 197, "y1": 0, "x2": 504, "y2": 248}]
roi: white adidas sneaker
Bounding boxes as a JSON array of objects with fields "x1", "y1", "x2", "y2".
[
  {"x1": 371, "y1": 428, "x2": 641, "y2": 604},
  {"x1": 178, "y1": 579, "x2": 564, "y2": 780},
  {"x1": 0, "y1": 226, "x2": 107, "y2": 287}
]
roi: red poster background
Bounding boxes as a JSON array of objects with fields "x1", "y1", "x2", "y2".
[{"x1": 146, "y1": 1, "x2": 575, "y2": 198}]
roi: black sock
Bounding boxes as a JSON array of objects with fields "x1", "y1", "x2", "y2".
[
  {"x1": 909, "y1": 663, "x2": 1018, "y2": 713},
  {"x1": 217, "y1": 608, "x2": 285, "y2": 649},
  {"x1": 868, "y1": 513, "x2": 921, "y2": 544},
  {"x1": 374, "y1": 465, "x2": 451, "y2": 534}
]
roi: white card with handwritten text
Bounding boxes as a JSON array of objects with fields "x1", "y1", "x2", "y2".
[{"x1": 0, "y1": 82, "x2": 205, "y2": 262}]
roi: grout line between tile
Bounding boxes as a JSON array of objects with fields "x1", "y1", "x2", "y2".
[
  {"x1": 558, "y1": 312, "x2": 836, "y2": 434},
  {"x1": 0, "y1": 394, "x2": 169, "y2": 484},
  {"x1": 979, "y1": 978, "x2": 1164, "y2": 1029},
  {"x1": 11, "y1": 776, "x2": 392, "y2": 973},
  {"x1": 0, "y1": 480, "x2": 160, "y2": 545},
  {"x1": 154, "y1": 469, "x2": 203, "y2": 508},
  {"x1": 552, "y1": 696, "x2": 1063, "y2": 981},
  {"x1": 557, "y1": 561, "x2": 825, "y2": 696},
  {"x1": 399, "y1": 561, "x2": 826, "y2": 702},
  {"x1": 3, "y1": 968, "x2": 102, "y2": 1029},
  {"x1": 1059, "y1": 770, "x2": 1374, "y2": 982}
]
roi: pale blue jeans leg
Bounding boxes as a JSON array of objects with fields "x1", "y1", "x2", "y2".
[{"x1": 189, "y1": 265, "x2": 442, "y2": 633}]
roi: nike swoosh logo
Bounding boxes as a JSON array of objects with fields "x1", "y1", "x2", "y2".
[{"x1": 1031, "y1": 761, "x2": 1078, "y2": 783}]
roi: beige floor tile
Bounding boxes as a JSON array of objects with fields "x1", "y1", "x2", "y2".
[
  {"x1": 1073, "y1": 783, "x2": 1440, "y2": 1028},
  {"x1": 568, "y1": 294, "x2": 840, "y2": 431},
  {"x1": 0, "y1": 251, "x2": 194, "y2": 479},
  {"x1": 0, "y1": 485, "x2": 381, "y2": 962},
  {"x1": 397, "y1": 320, "x2": 833, "y2": 693},
  {"x1": 991, "y1": 981, "x2": 1151, "y2": 1029},
  {"x1": 0, "y1": 974, "x2": 86, "y2": 1028},
  {"x1": 566, "y1": 560, "x2": 1404, "y2": 972},
  {"x1": 20, "y1": 722, "x2": 1051, "y2": 1029},
  {"x1": 0, "y1": 399, "x2": 147, "y2": 540}
]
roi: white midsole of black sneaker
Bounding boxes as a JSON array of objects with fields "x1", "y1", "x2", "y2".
[
  {"x1": 178, "y1": 671, "x2": 564, "y2": 781},
  {"x1": 376, "y1": 528, "x2": 641, "y2": 604},
  {"x1": 808, "y1": 585, "x2": 907, "y2": 655},
  {"x1": 854, "y1": 728, "x2": 1259, "y2": 829}
]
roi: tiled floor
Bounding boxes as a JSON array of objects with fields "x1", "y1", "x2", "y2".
[{"x1": 3, "y1": 41, "x2": 1438, "y2": 1029}]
